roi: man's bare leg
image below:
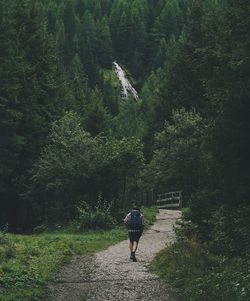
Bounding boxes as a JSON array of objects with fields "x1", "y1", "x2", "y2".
[
  {"x1": 132, "y1": 241, "x2": 138, "y2": 252},
  {"x1": 129, "y1": 241, "x2": 133, "y2": 252},
  {"x1": 130, "y1": 241, "x2": 138, "y2": 262}
]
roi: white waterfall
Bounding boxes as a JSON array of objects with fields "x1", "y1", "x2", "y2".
[{"x1": 113, "y1": 62, "x2": 139, "y2": 100}]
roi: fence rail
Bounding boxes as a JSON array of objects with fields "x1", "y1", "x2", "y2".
[
  {"x1": 156, "y1": 191, "x2": 182, "y2": 209},
  {"x1": 125, "y1": 189, "x2": 183, "y2": 209}
]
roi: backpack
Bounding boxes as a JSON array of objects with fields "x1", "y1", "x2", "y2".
[{"x1": 127, "y1": 209, "x2": 143, "y2": 230}]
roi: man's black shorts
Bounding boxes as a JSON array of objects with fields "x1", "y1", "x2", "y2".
[{"x1": 128, "y1": 230, "x2": 142, "y2": 242}]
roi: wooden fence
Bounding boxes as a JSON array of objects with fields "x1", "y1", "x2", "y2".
[
  {"x1": 125, "y1": 189, "x2": 182, "y2": 209},
  {"x1": 156, "y1": 191, "x2": 182, "y2": 209}
]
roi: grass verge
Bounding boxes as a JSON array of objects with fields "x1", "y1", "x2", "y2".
[
  {"x1": 0, "y1": 206, "x2": 157, "y2": 301},
  {"x1": 151, "y1": 240, "x2": 250, "y2": 301},
  {"x1": 141, "y1": 206, "x2": 158, "y2": 230}
]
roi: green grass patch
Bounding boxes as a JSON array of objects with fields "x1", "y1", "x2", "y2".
[
  {"x1": 141, "y1": 206, "x2": 158, "y2": 230},
  {"x1": 0, "y1": 206, "x2": 158, "y2": 301},
  {"x1": 0, "y1": 228, "x2": 126, "y2": 301},
  {"x1": 151, "y1": 240, "x2": 250, "y2": 301}
]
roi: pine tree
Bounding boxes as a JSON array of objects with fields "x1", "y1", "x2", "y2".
[
  {"x1": 79, "y1": 10, "x2": 99, "y2": 85},
  {"x1": 95, "y1": 17, "x2": 113, "y2": 69},
  {"x1": 68, "y1": 53, "x2": 89, "y2": 114},
  {"x1": 83, "y1": 89, "x2": 111, "y2": 136},
  {"x1": 208, "y1": 0, "x2": 250, "y2": 206},
  {"x1": 62, "y1": 0, "x2": 77, "y2": 65},
  {"x1": 0, "y1": 0, "x2": 72, "y2": 229}
]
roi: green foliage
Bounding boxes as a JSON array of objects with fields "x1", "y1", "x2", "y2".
[
  {"x1": 68, "y1": 53, "x2": 89, "y2": 112},
  {"x1": 141, "y1": 0, "x2": 250, "y2": 260},
  {"x1": 0, "y1": 0, "x2": 73, "y2": 229},
  {"x1": 95, "y1": 17, "x2": 114, "y2": 68},
  {"x1": 175, "y1": 218, "x2": 201, "y2": 242},
  {"x1": 99, "y1": 68, "x2": 120, "y2": 116},
  {"x1": 209, "y1": 206, "x2": 250, "y2": 256},
  {"x1": 30, "y1": 111, "x2": 108, "y2": 223},
  {"x1": 152, "y1": 241, "x2": 250, "y2": 301},
  {"x1": 148, "y1": 109, "x2": 211, "y2": 197},
  {"x1": 176, "y1": 204, "x2": 250, "y2": 257},
  {"x1": 30, "y1": 111, "x2": 144, "y2": 224},
  {"x1": 83, "y1": 89, "x2": 111, "y2": 136},
  {"x1": 112, "y1": 98, "x2": 144, "y2": 139},
  {"x1": 106, "y1": 136, "x2": 145, "y2": 200},
  {"x1": 188, "y1": 189, "x2": 222, "y2": 224},
  {"x1": 74, "y1": 197, "x2": 115, "y2": 230}
]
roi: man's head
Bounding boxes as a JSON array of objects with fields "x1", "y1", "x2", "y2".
[{"x1": 132, "y1": 206, "x2": 140, "y2": 212}]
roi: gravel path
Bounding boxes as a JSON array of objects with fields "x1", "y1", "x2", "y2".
[{"x1": 46, "y1": 209, "x2": 181, "y2": 301}]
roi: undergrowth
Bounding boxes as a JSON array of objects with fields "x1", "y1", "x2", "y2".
[{"x1": 151, "y1": 240, "x2": 250, "y2": 301}]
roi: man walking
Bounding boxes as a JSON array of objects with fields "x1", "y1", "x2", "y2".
[{"x1": 124, "y1": 207, "x2": 144, "y2": 262}]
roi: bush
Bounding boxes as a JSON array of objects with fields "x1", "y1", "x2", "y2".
[
  {"x1": 181, "y1": 207, "x2": 192, "y2": 220},
  {"x1": 75, "y1": 198, "x2": 116, "y2": 231},
  {"x1": 175, "y1": 219, "x2": 201, "y2": 241},
  {"x1": 210, "y1": 206, "x2": 250, "y2": 256},
  {"x1": 175, "y1": 207, "x2": 210, "y2": 242},
  {"x1": 151, "y1": 241, "x2": 250, "y2": 301},
  {"x1": 188, "y1": 189, "x2": 222, "y2": 224},
  {"x1": 33, "y1": 224, "x2": 50, "y2": 234}
]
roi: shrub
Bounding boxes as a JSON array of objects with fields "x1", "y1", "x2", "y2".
[
  {"x1": 75, "y1": 198, "x2": 116, "y2": 231},
  {"x1": 152, "y1": 241, "x2": 250, "y2": 301},
  {"x1": 210, "y1": 206, "x2": 250, "y2": 256},
  {"x1": 33, "y1": 224, "x2": 50, "y2": 234},
  {"x1": 175, "y1": 207, "x2": 210, "y2": 242},
  {"x1": 188, "y1": 189, "x2": 222, "y2": 225},
  {"x1": 175, "y1": 219, "x2": 201, "y2": 241}
]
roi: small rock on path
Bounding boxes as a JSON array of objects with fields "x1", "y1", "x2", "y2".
[{"x1": 46, "y1": 209, "x2": 181, "y2": 301}]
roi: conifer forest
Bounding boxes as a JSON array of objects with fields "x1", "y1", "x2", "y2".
[{"x1": 0, "y1": 0, "x2": 250, "y2": 300}]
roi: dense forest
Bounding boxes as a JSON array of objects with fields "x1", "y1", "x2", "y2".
[{"x1": 1, "y1": 0, "x2": 249, "y2": 262}]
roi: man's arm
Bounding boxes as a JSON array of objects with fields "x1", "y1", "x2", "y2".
[{"x1": 123, "y1": 213, "x2": 130, "y2": 224}]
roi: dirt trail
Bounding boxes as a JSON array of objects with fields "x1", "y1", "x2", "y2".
[{"x1": 46, "y1": 209, "x2": 181, "y2": 301}]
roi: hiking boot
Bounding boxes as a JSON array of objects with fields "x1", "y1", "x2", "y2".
[
  {"x1": 131, "y1": 251, "x2": 137, "y2": 262},
  {"x1": 132, "y1": 256, "x2": 137, "y2": 262}
]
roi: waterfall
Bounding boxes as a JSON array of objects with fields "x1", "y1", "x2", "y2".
[{"x1": 113, "y1": 62, "x2": 139, "y2": 100}]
